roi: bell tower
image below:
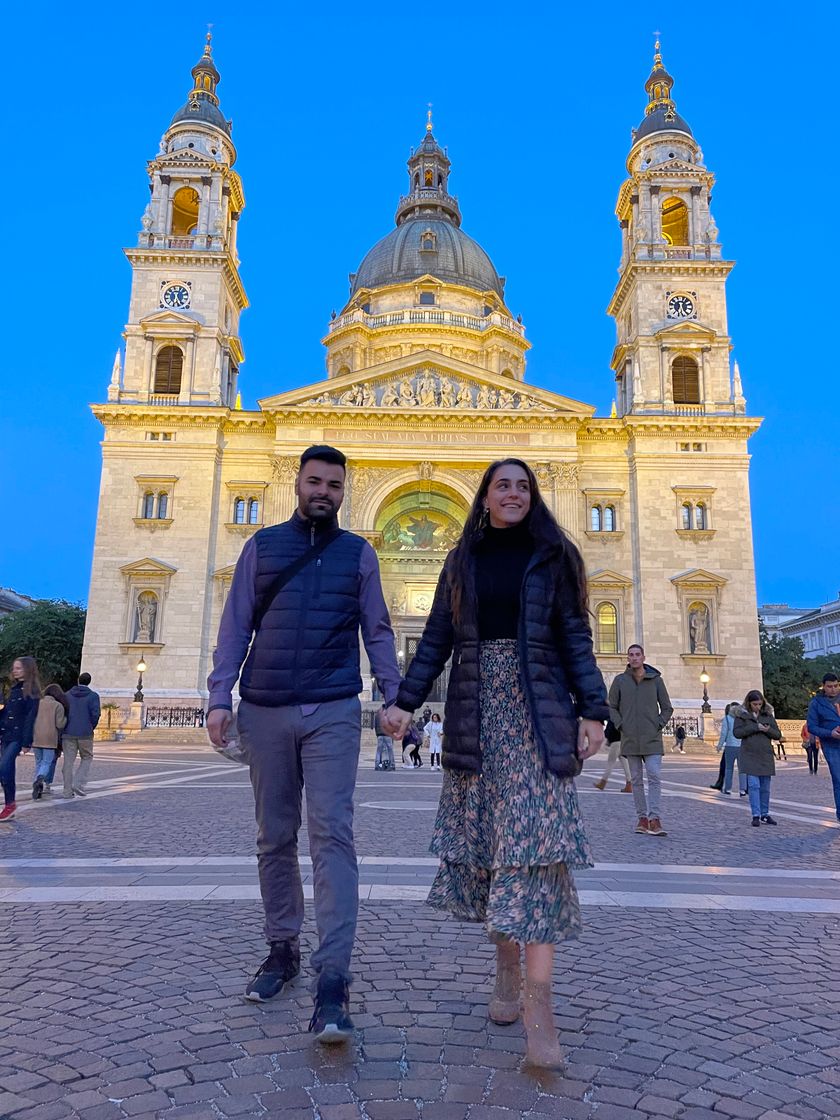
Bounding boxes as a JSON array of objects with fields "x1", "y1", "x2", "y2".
[
  {"x1": 110, "y1": 35, "x2": 247, "y2": 408},
  {"x1": 607, "y1": 42, "x2": 745, "y2": 418}
]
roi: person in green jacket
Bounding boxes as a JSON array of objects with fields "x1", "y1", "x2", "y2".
[{"x1": 608, "y1": 644, "x2": 674, "y2": 837}]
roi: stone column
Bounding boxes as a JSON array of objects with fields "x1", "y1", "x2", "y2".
[
  {"x1": 271, "y1": 458, "x2": 298, "y2": 523},
  {"x1": 690, "y1": 185, "x2": 702, "y2": 251},
  {"x1": 649, "y1": 186, "x2": 662, "y2": 256},
  {"x1": 141, "y1": 337, "x2": 154, "y2": 400},
  {"x1": 199, "y1": 176, "x2": 212, "y2": 237},
  {"x1": 553, "y1": 463, "x2": 580, "y2": 539},
  {"x1": 662, "y1": 346, "x2": 674, "y2": 411},
  {"x1": 180, "y1": 338, "x2": 195, "y2": 403}
]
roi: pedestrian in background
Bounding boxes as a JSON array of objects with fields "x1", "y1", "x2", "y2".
[
  {"x1": 609, "y1": 645, "x2": 674, "y2": 837},
  {"x1": 384, "y1": 458, "x2": 606, "y2": 1070},
  {"x1": 673, "y1": 724, "x2": 686, "y2": 754},
  {"x1": 807, "y1": 673, "x2": 840, "y2": 821},
  {"x1": 717, "y1": 701, "x2": 747, "y2": 797},
  {"x1": 0, "y1": 657, "x2": 41, "y2": 821},
  {"x1": 62, "y1": 673, "x2": 101, "y2": 798},
  {"x1": 733, "y1": 690, "x2": 781, "y2": 827},
  {"x1": 593, "y1": 720, "x2": 632, "y2": 793},
  {"x1": 424, "y1": 712, "x2": 443, "y2": 771},
  {"x1": 801, "y1": 721, "x2": 820, "y2": 775},
  {"x1": 32, "y1": 683, "x2": 68, "y2": 799},
  {"x1": 373, "y1": 707, "x2": 395, "y2": 772}
]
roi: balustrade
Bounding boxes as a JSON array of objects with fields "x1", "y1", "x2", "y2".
[{"x1": 328, "y1": 307, "x2": 524, "y2": 336}]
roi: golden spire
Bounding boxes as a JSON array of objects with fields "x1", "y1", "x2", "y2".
[
  {"x1": 426, "y1": 103, "x2": 434, "y2": 133},
  {"x1": 652, "y1": 32, "x2": 663, "y2": 69},
  {"x1": 204, "y1": 24, "x2": 214, "y2": 58}
]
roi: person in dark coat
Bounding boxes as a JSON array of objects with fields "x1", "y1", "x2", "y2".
[
  {"x1": 0, "y1": 656, "x2": 41, "y2": 821},
  {"x1": 383, "y1": 458, "x2": 607, "y2": 1070},
  {"x1": 733, "y1": 689, "x2": 781, "y2": 826}
]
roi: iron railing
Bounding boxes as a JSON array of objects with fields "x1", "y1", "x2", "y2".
[{"x1": 144, "y1": 706, "x2": 206, "y2": 728}]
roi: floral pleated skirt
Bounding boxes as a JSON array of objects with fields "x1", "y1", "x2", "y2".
[{"x1": 427, "y1": 639, "x2": 592, "y2": 944}]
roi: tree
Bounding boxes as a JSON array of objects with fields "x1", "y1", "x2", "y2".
[
  {"x1": 758, "y1": 621, "x2": 815, "y2": 719},
  {"x1": 0, "y1": 600, "x2": 86, "y2": 691}
]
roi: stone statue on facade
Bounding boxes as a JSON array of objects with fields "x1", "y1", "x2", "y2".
[
  {"x1": 439, "y1": 377, "x2": 455, "y2": 407},
  {"x1": 398, "y1": 379, "x2": 417, "y2": 406},
  {"x1": 134, "y1": 592, "x2": 158, "y2": 643},
  {"x1": 456, "y1": 383, "x2": 473, "y2": 407},
  {"x1": 689, "y1": 603, "x2": 710, "y2": 654},
  {"x1": 417, "y1": 372, "x2": 437, "y2": 407},
  {"x1": 380, "y1": 383, "x2": 398, "y2": 407}
]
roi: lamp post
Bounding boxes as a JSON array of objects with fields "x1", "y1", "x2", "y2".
[
  {"x1": 700, "y1": 666, "x2": 711, "y2": 714},
  {"x1": 134, "y1": 656, "x2": 147, "y2": 703}
]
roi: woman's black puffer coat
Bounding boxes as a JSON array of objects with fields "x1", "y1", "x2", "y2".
[{"x1": 395, "y1": 545, "x2": 609, "y2": 779}]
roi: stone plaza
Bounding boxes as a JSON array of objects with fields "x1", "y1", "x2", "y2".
[{"x1": 0, "y1": 739, "x2": 838, "y2": 1120}]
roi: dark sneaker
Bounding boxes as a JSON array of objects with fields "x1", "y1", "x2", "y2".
[
  {"x1": 308, "y1": 970, "x2": 354, "y2": 1044},
  {"x1": 751, "y1": 816, "x2": 760, "y2": 827},
  {"x1": 760, "y1": 815, "x2": 778, "y2": 826},
  {"x1": 32, "y1": 778, "x2": 44, "y2": 800},
  {"x1": 244, "y1": 940, "x2": 300, "y2": 1002}
]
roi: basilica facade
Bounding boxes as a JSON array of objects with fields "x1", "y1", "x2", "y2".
[{"x1": 82, "y1": 37, "x2": 762, "y2": 719}]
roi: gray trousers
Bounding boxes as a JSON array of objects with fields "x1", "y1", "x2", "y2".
[
  {"x1": 626, "y1": 754, "x2": 663, "y2": 818},
  {"x1": 62, "y1": 737, "x2": 94, "y2": 794},
  {"x1": 238, "y1": 697, "x2": 361, "y2": 982}
]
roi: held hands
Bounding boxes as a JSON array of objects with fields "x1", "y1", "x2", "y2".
[
  {"x1": 577, "y1": 718, "x2": 605, "y2": 761},
  {"x1": 207, "y1": 709, "x2": 233, "y2": 749},
  {"x1": 381, "y1": 704, "x2": 412, "y2": 740}
]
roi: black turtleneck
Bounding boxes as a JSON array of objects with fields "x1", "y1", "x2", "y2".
[{"x1": 475, "y1": 522, "x2": 535, "y2": 639}]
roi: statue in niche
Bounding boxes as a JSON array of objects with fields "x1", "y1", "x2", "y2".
[
  {"x1": 417, "y1": 372, "x2": 437, "y2": 407},
  {"x1": 689, "y1": 603, "x2": 711, "y2": 654},
  {"x1": 398, "y1": 379, "x2": 417, "y2": 406},
  {"x1": 380, "y1": 383, "x2": 398, "y2": 407},
  {"x1": 456, "y1": 383, "x2": 473, "y2": 408},
  {"x1": 439, "y1": 376, "x2": 455, "y2": 407},
  {"x1": 134, "y1": 592, "x2": 158, "y2": 643}
]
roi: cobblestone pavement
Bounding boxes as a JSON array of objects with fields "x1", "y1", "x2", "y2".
[{"x1": 0, "y1": 743, "x2": 839, "y2": 1120}]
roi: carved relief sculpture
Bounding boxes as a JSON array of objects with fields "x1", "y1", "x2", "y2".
[
  {"x1": 689, "y1": 602, "x2": 711, "y2": 654},
  {"x1": 134, "y1": 591, "x2": 158, "y2": 643}
]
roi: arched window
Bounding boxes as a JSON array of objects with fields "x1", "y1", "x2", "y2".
[
  {"x1": 157, "y1": 492, "x2": 169, "y2": 519},
  {"x1": 142, "y1": 492, "x2": 155, "y2": 519},
  {"x1": 590, "y1": 506, "x2": 602, "y2": 532},
  {"x1": 596, "y1": 603, "x2": 618, "y2": 654},
  {"x1": 248, "y1": 499, "x2": 260, "y2": 525},
  {"x1": 170, "y1": 186, "x2": 200, "y2": 236},
  {"x1": 233, "y1": 498, "x2": 246, "y2": 525},
  {"x1": 681, "y1": 502, "x2": 693, "y2": 530},
  {"x1": 603, "y1": 506, "x2": 615, "y2": 532},
  {"x1": 694, "y1": 502, "x2": 706, "y2": 530},
  {"x1": 501, "y1": 368, "x2": 513, "y2": 379},
  {"x1": 153, "y1": 346, "x2": 183, "y2": 395},
  {"x1": 661, "y1": 197, "x2": 689, "y2": 245},
  {"x1": 672, "y1": 355, "x2": 700, "y2": 404},
  {"x1": 337, "y1": 365, "x2": 350, "y2": 378},
  {"x1": 413, "y1": 173, "x2": 419, "y2": 190}
]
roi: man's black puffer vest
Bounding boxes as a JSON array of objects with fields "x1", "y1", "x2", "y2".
[
  {"x1": 239, "y1": 514, "x2": 366, "y2": 707},
  {"x1": 396, "y1": 541, "x2": 609, "y2": 778}
]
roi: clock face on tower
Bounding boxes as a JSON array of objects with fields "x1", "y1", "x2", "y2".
[
  {"x1": 162, "y1": 283, "x2": 191, "y2": 310},
  {"x1": 667, "y1": 293, "x2": 695, "y2": 319}
]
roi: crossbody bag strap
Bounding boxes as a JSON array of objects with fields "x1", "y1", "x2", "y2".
[{"x1": 252, "y1": 529, "x2": 344, "y2": 635}]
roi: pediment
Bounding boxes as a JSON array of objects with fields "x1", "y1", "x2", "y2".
[
  {"x1": 588, "y1": 568, "x2": 634, "y2": 588},
  {"x1": 154, "y1": 149, "x2": 214, "y2": 168},
  {"x1": 120, "y1": 557, "x2": 178, "y2": 576},
  {"x1": 670, "y1": 568, "x2": 728, "y2": 588},
  {"x1": 259, "y1": 350, "x2": 594, "y2": 416},
  {"x1": 139, "y1": 309, "x2": 200, "y2": 329},
  {"x1": 655, "y1": 319, "x2": 716, "y2": 341}
]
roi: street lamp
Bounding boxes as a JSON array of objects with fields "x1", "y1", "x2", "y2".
[
  {"x1": 700, "y1": 666, "x2": 711, "y2": 714},
  {"x1": 134, "y1": 655, "x2": 147, "y2": 703}
]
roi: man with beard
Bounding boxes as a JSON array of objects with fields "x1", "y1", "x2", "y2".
[{"x1": 207, "y1": 445, "x2": 401, "y2": 1043}]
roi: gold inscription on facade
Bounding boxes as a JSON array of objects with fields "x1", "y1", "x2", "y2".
[{"x1": 324, "y1": 429, "x2": 529, "y2": 446}]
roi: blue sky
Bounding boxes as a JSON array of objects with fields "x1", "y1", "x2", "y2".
[{"x1": 3, "y1": 2, "x2": 835, "y2": 608}]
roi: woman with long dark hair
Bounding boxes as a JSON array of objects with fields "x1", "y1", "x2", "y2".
[
  {"x1": 32, "y1": 683, "x2": 69, "y2": 799},
  {"x1": 0, "y1": 656, "x2": 42, "y2": 820},
  {"x1": 385, "y1": 459, "x2": 607, "y2": 1069},
  {"x1": 733, "y1": 689, "x2": 781, "y2": 826}
]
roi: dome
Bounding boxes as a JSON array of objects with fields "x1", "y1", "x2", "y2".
[
  {"x1": 351, "y1": 217, "x2": 504, "y2": 297},
  {"x1": 634, "y1": 104, "x2": 693, "y2": 141},
  {"x1": 170, "y1": 97, "x2": 230, "y2": 134}
]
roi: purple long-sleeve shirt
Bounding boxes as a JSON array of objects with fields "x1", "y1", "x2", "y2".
[{"x1": 207, "y1": 529, "x2": 401, "y2": 712}]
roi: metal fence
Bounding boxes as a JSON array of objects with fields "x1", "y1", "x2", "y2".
[
  {"x1": 664, "y1": 716, "x2": 701, "y2": 738},
  {"x1": 144, "y1": 707, "x2": 206, "y2": 729}
]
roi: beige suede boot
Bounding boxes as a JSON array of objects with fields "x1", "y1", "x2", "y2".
[
  {"x1": 522, "y1": 979, "x2": 564, "y2": 1069},
  {"x1": 488, "y1": 941, "x2": 521, "y2": 1025}
]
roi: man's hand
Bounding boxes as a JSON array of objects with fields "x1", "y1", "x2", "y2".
[
  {"x1": 577, "y1": 719, "x2": 605, "y2": 761},
  {"x1": 832, "y1": 727, "x2": 840, "y2": 739},
  {"x1": 207, "y1": 709, "x2": 233, "y2": 749},
  {"x1": 382, "y1": 705, "x2": 412, "y2": 740}
]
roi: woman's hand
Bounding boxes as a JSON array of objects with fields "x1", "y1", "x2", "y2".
[{"x1": 577, "y1": 719, "x2": 605, "y2": 760}]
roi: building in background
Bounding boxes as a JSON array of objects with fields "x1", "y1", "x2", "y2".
[
  {"x1": 0, "y1": 590, "x2": 35, "y2": 619},
  {"x1": 760, "y1": 596, "x2": 840, "y2": 659},
  {"x1": 82, "y1": 38, "x2": 763, "y2": 719}
]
